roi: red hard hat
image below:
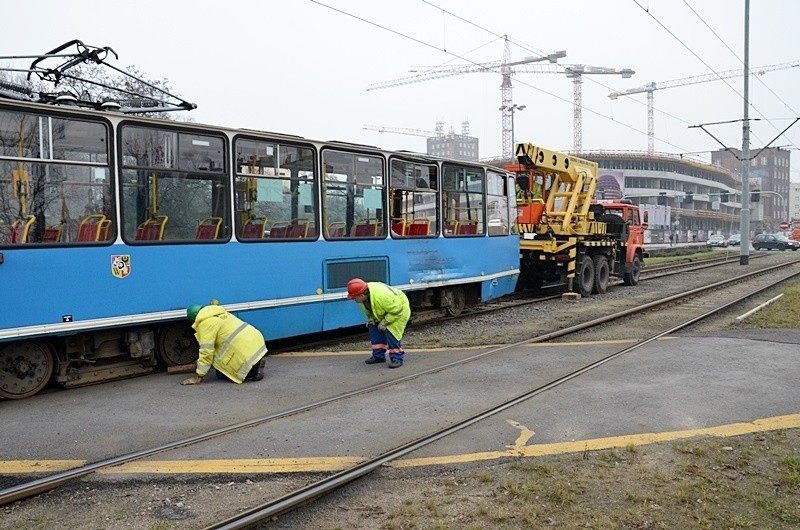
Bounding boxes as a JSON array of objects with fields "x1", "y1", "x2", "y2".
[{"x1": 346, "y1": 278, "x2": 368, "y2": 299}]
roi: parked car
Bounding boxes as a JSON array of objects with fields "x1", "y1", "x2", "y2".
[
  {"x1": 752, "y1": 233, "x2": 800, "y2": 251},
  {"x1": 728, "y1": 234, "x2": 741, "y2": 247},
  {"x1": 707, "y1": 234, "x2": 728, "y2": 248}
]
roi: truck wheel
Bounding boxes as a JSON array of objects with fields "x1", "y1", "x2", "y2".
[
  {"x1": 623, "y1": 254, "x2": 641, "y2": 286},
  {"x1": 577, "y1": 257, "x2": 595, "y2": 296},
  {"x1": 592, "y1": 255, "x2": 609, "y2": 294}
]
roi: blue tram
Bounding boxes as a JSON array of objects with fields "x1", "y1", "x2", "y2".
[{"x1": 0, "y1": 98, "x2": 520, "y2": 399}]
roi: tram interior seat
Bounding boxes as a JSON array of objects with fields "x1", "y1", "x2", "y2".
[
  {"x1": 353, "y1": 219, "x2": 380, "y2": 237},
  {"x1": 196, "y1": 217, "x2": 223, "y2": 240},
  {"x1": 9, "y1": 215, "x2": 36, "y2": 243},
  {"x1": 444, "y1": 220, "x2": 479, "y2": 235},
  {"x1": 43, "y1": 225, "x2": 64, "y2": 243},
  {"x1": 406, "y1": 218, "x2": 431, "y2": 236},
  {"x1": 135, "y1": 215, "x2": 168, "y2": 241},
  {"x1": 456, "y1": 220, "x2": 479, "y2": 235},
  {"x1": 268, "y1": 221, "x2": 289, "y2": 238},
  {"x1": 98, "y1": 219, "x2": 112, "y2": 241},
  {"x1": 77, "y1": 214, "x2": 108, "y2": 242},
  {"x1": 242, "y1": 217, "x2": 266, "y2": 239},
  {"x1": 286, "y1": 218, "x2": 311, "y2": 239},
  {"x1": 327, "y1": 222, "x2": 346, "y2": 238},
  {"x1": 391, "y1": 218, "x2": 406, "y2": 236}
]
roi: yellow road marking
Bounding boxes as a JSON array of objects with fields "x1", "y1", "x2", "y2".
[
  {"x1": 505, "y1": 419, "x2": 535, "y2": 450},
  {"x1": 392, "y1": 413, "x2": 800, "y2": 468},
  {"x1": 3, "y1": 413, "x2": 798, "y2": 475},
  {"x1": 98, "y1": 457, "x2": 363, "y2": 474},
  {"x1": 0, "y1": 460, "x2": 85, "y2": 473}
]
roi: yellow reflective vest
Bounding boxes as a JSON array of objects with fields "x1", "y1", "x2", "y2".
[
  {"x1": 192, "y1": 305, "x2": 267, "y2": 383},
  {"x1": 358, "y1": 282, "x2": 412, "y2": 340}
]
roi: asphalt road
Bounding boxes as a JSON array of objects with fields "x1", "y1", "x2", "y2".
[{"x1": 2, "y1": 329, "x2": 799, "y2": 477}]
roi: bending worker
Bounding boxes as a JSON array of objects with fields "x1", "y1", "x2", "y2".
[
  {"x1": 346, "y1": 278, "x2": 411, "y2": 369},
  {"x1": 181, "y1": 303, "x2": 267, "y2": 385}
]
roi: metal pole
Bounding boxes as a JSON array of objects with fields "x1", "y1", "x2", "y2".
[
  {"x1": 511, "y1": 107, "x2": 515, "y2": 150},
  {"x1": 739, "y1": 0, "x2": 751, "y2": 265}
]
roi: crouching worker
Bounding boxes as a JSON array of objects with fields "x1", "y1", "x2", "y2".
[
  {"x1": 181, "y1": 303, "x2": 267, "y2": 385},
  {"x1": 346, "y1": 278, "x2": 411, "y2": 369}
]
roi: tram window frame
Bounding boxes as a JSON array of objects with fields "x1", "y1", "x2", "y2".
[
  {"x1": 388, "y1": 158, "x2": 438, "y2": 238},
  {"x1": 487, "y1": 170, "x2": 512, "y2": 236},
  {"x1": 119, "y1": 124, "x2": 229, "y2": 244},
  {"x1": 233, "y1": 137, "x2": 318, "y2": 242},
  {"x1": 0, "y1": 107, "x2": 115, "y2": 247},
  {"x1": 321, "y1": 149, "x2": 386, "y2": 240},
  {"x1": 441, "y1": 163, "x2": 485, "y2": 237}
]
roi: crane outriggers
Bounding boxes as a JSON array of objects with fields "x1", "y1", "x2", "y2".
[{"x1": 509, "y1": 142, "x2": 648, "y2": 298}]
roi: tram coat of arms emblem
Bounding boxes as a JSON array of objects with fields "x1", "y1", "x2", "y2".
[{"x1": 111, "y1": 255, "x2": 131, "y2": 278}]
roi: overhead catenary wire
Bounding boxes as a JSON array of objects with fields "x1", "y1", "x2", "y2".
[
  {"x1": 632, "y1": 0, "x2": 799, "y2": 151},
  {"x1": 310, "y1": 0, "x2": 684, "y2": 154}
]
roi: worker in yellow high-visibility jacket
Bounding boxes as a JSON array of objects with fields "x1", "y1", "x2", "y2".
[
  {"x1": 180, "y1": 303, "x2": 267, "y2": 385},
  {"x1": 346, "y1": 278, "x2": 411, "y2": 369}
]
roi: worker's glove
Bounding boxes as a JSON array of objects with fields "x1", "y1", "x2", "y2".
[
  {"x1": 377, "y1": 319, "x2": 388, "y2": 331},
  {"x1": 367, "y1": 319, "x2": 376, "y2": 328},
  {"x1": 181, "y1": 375, "x2": 203, "y2": 385}
]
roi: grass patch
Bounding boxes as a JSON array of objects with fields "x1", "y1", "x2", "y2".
[
  {"x1": 363, "y1": 430, "x2": 800, "y2": 530},
  {"x1": 735, "y1": 281, "x2": 800, "y2": 328}
]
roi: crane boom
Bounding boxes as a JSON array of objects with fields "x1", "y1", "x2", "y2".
[
  {"x1": 369, "y1": 53, "x2": 633, "y2": 155},
  {"x1": 362, "y1": 125, "x2": 439, "y2": 138},
  {"x1": 608, "y1": 60, "x2": 800, "y2": 153},
  {"x1": 367, "y1": 38, "x2": 567, "y2": 158}
]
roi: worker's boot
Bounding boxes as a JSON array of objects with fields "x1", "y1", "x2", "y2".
[{"x1": 246, "y1": 358, "x2": 266, "y2": 382}]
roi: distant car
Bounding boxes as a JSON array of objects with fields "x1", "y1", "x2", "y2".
[
  {"x1": 752, "y1": 233, "x2": 800, "y2": 251},
  {"x1": 728, "y1": 234, "x2": 741, "y2": 247},
  {"x1": 707, "y1": 234, "x2": 728, "y2": 248}
]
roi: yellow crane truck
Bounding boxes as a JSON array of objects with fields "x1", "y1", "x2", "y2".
[{"x1": 509, "y1": 142, "x2": 648, "y2": 297}]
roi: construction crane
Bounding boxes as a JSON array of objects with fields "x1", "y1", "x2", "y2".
[
  {"x1": 609, "y1": 60, "x2": 800, "y2": 154},
  {"x1": 368, "y1": 40, "x2": 634, "y2": 155},
  {"x1": 362, "y1": 124, "x2": 441, "y2": 138},
  {"x1": 368, "y1": 36, "x2": 566, "y2": 159}
]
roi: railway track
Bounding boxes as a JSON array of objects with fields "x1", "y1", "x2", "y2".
[
  {"x1": 2, "y1": 257, "x2": 798, "y2": 525},
  {"x1": 201, "y1": 258, "x2": 800, "y2": 528},
  {"x1": 269, "y1": 251, "x2": 767, "y2": 353}
]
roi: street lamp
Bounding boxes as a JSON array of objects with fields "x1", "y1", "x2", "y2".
[{"x1": 499, "y1": 103, "x2": 526, "y2": 150}]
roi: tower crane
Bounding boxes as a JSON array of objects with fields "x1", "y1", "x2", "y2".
[
  {"x1": 367, "y1": 39, "x2": 634, "y2": 156},
  {"x1": 367, "y1": 36, "x2": 566, "y2": 159},
  {"x1": 609, "y1": 60, "x2": 800, "y2": 154},
  {"x1": 362, "y1": 124, "x2": 441, "y2": 138}
]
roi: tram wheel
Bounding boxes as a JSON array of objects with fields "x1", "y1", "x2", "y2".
[
  {"x1": 156, "y1": 323, "x2": 199, "y2": 367},
  {"x1": 0, "y1": 340, "x2": 55, "y2": 400},
  {"x1": 441, "y1": 286, "x2": 467, "y2": 317}
]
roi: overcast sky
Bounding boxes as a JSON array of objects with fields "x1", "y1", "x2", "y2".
[{"x1": 5, "y1": 1, "x2": 799, "y2": 180}]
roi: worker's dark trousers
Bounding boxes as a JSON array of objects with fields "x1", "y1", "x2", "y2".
[{"x1": 368, "y1": 325, "x2": 405, "y2": 363}]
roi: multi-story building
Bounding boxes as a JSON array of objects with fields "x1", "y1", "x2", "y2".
[
  {"x1": 711, "y1": 147, "x2": 791, "y2": 231},
  {"x1": 790, "y1": 182, "x2": 800, "y2": 221},
  {"x1": 584, "y1": 151, "x2": 742, "y2": 243},
  {"x1": 426, "y1": 122, "x2": 479, "y2": 161}
]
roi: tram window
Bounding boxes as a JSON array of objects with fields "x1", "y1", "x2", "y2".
[
  {"x1": 487, "y1": 170, "x2": 510, "y2": 236},
  {"x1": 234, "y1": 139, "x2": 318, "y2": 240},
  {"x1": 120, "y1": 125, "x2": 229, "y2": 243},
  {"x1": 388, "y1": 159, "x2": 438, "y2": 238},
  {"x1": 321, "y1": 150, "x2": 385, "y2": 239},
  {"x1": 0, "y1": 109, "x2": 114, "y2": 246},
  {"x1": 442, "y1": 164, "x2": 485, "y2": 236}
]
